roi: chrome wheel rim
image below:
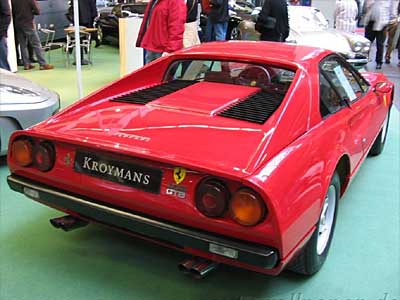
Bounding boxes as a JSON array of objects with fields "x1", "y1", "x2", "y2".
[
  {"x1": 230, "y1": 27, "x2": 239, "y2": 40},
  {"x1": 316, "y1": 185, "x2": 336, "y2": 255},
  {"x1": 381, "y1": 114, "x2": 389, "y2": 144},
  {"x1": 97, "y1": 26, "x2": 103, "y2": 43}
]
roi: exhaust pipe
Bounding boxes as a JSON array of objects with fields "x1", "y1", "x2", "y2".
[
  {"x1": 50, "y1": 215, "x2": 88, "y2": 232},
  {"x1": 178, "y1": 257, "x2": 219, "y2": 279}
]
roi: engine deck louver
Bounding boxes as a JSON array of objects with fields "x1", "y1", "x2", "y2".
[
  {"x1": 110, "y1": 80, "x2": 198, "y2": 104},
  {"x1": 218, "y1": 91, "x2": 284, "y2": 124}
]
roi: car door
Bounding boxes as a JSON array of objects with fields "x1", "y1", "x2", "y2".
[{"x1": 319, "y1": 56, "x2": 373, "y2": 168}]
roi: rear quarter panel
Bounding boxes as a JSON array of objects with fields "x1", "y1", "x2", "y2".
[{"x1": 247, "y1": 59, "x2": 385, "y2": 260}]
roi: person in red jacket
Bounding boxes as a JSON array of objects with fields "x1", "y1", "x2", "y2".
[{"x1": 136, "y1": 0, "x2": 187, "y2": 64}]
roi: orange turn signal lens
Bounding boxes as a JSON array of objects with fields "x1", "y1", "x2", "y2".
[
  {"x1": 230, "y1": 189, "x2": 266, "y2": 226},
  {"x1": 11, "y1": 139, "x2": 33, "y2": 167}
]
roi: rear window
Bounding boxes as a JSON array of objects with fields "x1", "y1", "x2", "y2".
[{"x1": 164, "y1": 60, "x2": 296, "y2": 95}]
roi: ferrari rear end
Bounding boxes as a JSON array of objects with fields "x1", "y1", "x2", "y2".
[
  {"x1": 7, "y1": 138, "x2": 280, "y2": 274},
  {"x1": 6, "y1": 46, "x2": 317, "y2": 277}
]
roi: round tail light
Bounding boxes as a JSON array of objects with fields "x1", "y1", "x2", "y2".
[
  {"x1": 230, "y1": 189, "x2": 266, "y2": 226},
  {"x1": 34, "y1": 142, "x2": 55, "y2": 172},
  {"x1": 195, "y1": 179, "x2": 230, "y2": 217},
  {"x1": 11, "y1": 139, "x2": 33, "y2": 167}
]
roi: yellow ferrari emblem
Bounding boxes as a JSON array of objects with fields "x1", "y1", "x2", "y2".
[
  {"x1": 173, "y1": 167, "x2": 186, "y2": 185},
  {"x1": 64, "y1": 153, "x2": 72, "y2": 166}
]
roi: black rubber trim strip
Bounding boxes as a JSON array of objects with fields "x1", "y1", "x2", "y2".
[{"x1": 7, "y1": 174, "x2": 279, "y2": 269}]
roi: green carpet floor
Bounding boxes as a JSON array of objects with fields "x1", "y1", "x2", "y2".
[{"x1": 0, "y1": 46, "x2": 399, "y2": 300}]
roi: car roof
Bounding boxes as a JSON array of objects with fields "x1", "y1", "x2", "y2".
[{"x1": 175, "y1": 41, "x2": 333, "y2": 68}]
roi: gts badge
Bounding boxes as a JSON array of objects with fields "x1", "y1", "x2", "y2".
[
  {"x1": 173, "y1": 167, "x2": 186, "y2": 184},
  {"x1": 166, "y1": 184, "x2": 187, "y2": 199}
]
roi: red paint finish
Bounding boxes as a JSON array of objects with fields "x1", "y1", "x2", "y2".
[{"x1": 7, "y1": 42, "x2": 394, "y2": 275}]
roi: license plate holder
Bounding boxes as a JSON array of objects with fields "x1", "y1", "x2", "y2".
[{"x1": 74, "y1": 151, "x2": 162, "y2": 194}]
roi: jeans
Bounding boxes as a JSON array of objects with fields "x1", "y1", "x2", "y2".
[
  {"x1": 365, "y1": 21, "x2": 385, "y2": 64},
  {"x1": 0, "y1": 36, "x2": 10, "y2": 71},
  {"x1": 16, "y1": 26, "x2": 47, "y2": 66},
  {"x1": 205, "y1": 21, "x2": 228, "y2": 42},
  {"x1": 145, "y1": 50, "x2": 162, "y2": 64}
]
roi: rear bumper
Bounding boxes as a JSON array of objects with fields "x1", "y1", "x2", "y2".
[{"x1": 7, "y1": 174, "x2": 279, "y2": 270}]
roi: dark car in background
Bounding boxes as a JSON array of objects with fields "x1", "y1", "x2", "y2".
[
  {"x1": 95, "y1": 1, "x2": 148, "y2": 44},
  {"x1": 95, "y1": 0, "x2": 254, "y2": 45},
  {"x1": 199, "y1": 0, "x2": 254, "y2": 41},
  {"x1": 36, "y1": 0, "x2": 70, "y2": 41}
]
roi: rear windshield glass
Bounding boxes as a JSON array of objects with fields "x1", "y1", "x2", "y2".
[{"x1": 164, "y1": 60, "x2": 296, "y2": 94}]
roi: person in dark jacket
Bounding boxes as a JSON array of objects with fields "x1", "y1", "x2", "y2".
[
  {"x1": 136, "y1": 0, "x2": 186, "y2": 64},
  {"x1": 255, "y1": 0, "x2": 289, "y2": 42},
  {"x1": 0, "y1": 0, "x2": 11, "y2": 70},
  {"x1": 205, "y1": 0, "x2": 229, "y2": 41},
  {"x1": 79, "y1": 0, "x2": 99, "y2": 48},
  {"x1": 78, "y1": 0, "x2": 97, "y2": 28},
  {"x1": 11, "y1": 0, "x2": 54, "y2": 70}
]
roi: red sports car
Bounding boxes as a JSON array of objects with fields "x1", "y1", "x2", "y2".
[{"x1": 7, "y1": 42, "x2": 394, "y2": 277}]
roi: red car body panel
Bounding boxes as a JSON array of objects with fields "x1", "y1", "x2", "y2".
[{"x1": 7, "y1": 41, "x2": 394, "y2": 275}]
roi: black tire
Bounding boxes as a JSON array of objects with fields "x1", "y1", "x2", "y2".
[
  {"x1": 369, "y1": 109, "x2": 390, "y2": 156},
  {"x1": 288, "y1": 172, "x2": 340, "y2": 275}
]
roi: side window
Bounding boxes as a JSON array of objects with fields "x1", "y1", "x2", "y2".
[
  {"x1": 340, "y1": 67, "x2": 364, "y2": 100},
  {"x1": 320, "y1": 58, "x2": 364, "y2": 103},
  {"x1": 319, "y1": 73, "x2": 344, "y2": 117}
]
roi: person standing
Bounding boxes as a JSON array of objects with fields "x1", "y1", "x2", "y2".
[
  {"x1": 384, "y1": 0, "x2": 399, "y2": 63},
  {"x1": 334, "y1": 0, "x2": 359, "y2": 32},
  {"x1": 11, "y1": 0, "x2": 54, "y2": 70},
  {"x1": 76, "y1": 0, "x2": 98, "y2": 64},
  {"x1": 205, "y1": 0, "x2": 229, "y2": 41},
  {"x1": 255, "y1": 0, "x2": 289, "y2": 42},
  {"x1": 361, "y1": 0, "x2": 394, "y2": 69},
  {"x1": 136, "y1": 0, "x2": 186, "y2": 64},
  {"x1": 397, "y1": 32, "x2": 400, "y2": 66},
  {"x1": 184, "y1": 0, "x2": 201, "y2": 47},
  {"x1": 79, "y1": 0, "x2": 99, "y2": 46},
  {"x1": 0, "y1": 0, "x2": 11, "y2": 70}
]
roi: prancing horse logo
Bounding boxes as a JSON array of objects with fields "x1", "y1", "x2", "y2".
[
  {"x1": 63, "y1": 153, "x2": 72, "y2": 166},
  {"x1": 173, "y1": 167, "x2": 186, "y2": 185}
]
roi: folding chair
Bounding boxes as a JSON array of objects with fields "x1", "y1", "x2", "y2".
[
  {"x1": 65, "y1": 30, "x2": 93, "y2": 67},
  {"x1": 39, "y1": 28, "x2": 66, "y2": 64}
]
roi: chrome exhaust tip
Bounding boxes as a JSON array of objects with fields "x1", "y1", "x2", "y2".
[
  {"x1": 50, "y1": 215, "x2": 88, "y2": 232},
  {"x1": 178, "y1": 257, "x2": 219, "y2": 279}
]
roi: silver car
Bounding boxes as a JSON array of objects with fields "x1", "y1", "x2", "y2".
[
  {"x1": 236, "y1": 6, "x2": 371, "y2": 66},
  {"x1": 0, "y1": 69, "x2": 60, "y2": 155}
]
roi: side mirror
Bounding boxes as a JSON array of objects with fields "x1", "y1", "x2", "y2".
[{"x1": 374, "y1": 82, "x2": 392, "y2": 93}]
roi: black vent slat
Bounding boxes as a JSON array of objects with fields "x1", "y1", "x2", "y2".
[
  {"x1": 218, "y1": 91, "x2": 284, "y2": 124},
  {"x1": 110, "y1": 80, "x2": 198, "y2": 104},
  {"x1": 226, "y1": 106, "x2": 274, "y2": 114}
]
